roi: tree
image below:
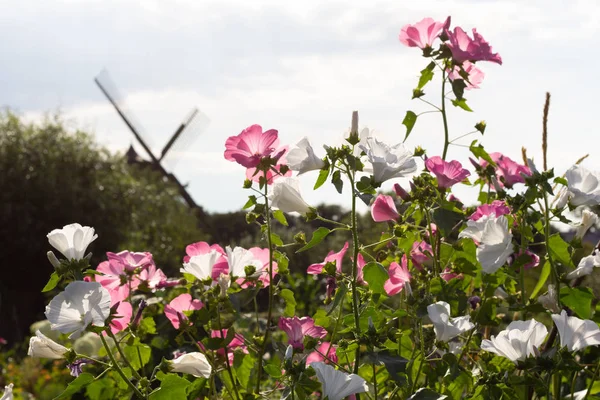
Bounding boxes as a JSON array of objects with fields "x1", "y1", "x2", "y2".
[{"x1": 0, "y1": 110, "x2": 206, "y2": 343}]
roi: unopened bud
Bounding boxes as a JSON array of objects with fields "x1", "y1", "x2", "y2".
[
  {"x1": 47, "y1": 251, "x2": 61, "y2": 270},
  {"x1": 346, "y1": 111, "x2": 360, "y2": 145},
  {"x1": 217, "y1": 273, "x2": 230, "y2": 298},
  {"x1": 393, "y1": 183, "x2": 410, "y2": 201},
  {"x1": 285, "y1": 345, "x2": 293, "y2": 361},
  {"x1": 131, "y1": 299, "x2": 148, "y2": 330},
  {"x1": 475, "y1": 121, "x2": 486, "y2": 134}
]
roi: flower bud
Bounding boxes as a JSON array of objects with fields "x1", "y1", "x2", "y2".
[
  {"x1": 393, "y1": 183, "x2": 410, "y2": 201},
  {"x1": 47, "y1": 251, "x2": 62, "y2": 271},
  {"x1": 217, "y1": 273, "x2": 231, "y2": 298}
]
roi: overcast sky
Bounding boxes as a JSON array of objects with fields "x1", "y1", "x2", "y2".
[{"x1": 1, "y1": 0, "x2": 599, "y2": 213}]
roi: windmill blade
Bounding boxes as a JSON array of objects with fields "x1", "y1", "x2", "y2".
[
  {"x1": 94, "y1": 69, "x2": 157, "y2": 160},
  {"x1": 161, "y1": 108, "x2": 210, "y2": 170}
]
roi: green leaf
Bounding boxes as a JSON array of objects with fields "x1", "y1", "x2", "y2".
[
  {"x1": 54, "y1": 373, "x2": 95, "y2": 399},
  {"x1": 363, "y1": 262, "x2": 388, "y2": 294},
  {"x1": 408, "y1": 388, "x2": 447, "y2": 400},
  {"x1": 553, "y1": 177, "x2": 568, "y2": 186},
  {"x1": 149, "y1": 374, "x2": 191, "y2": 400},
  {"x1": 451, "y1": 98, "x2": 473, "y2": 112},
  {"x1": 123, "y1": 342, "x2": 152, "y2": 371},
  {"x1": 233, "y1": 353, "x2": 256, "y2": 391},
  {"x1": 469, "y1": 141, "x2": 495, "y2": 165},
  {"x1": 272, "y1": 209, "x2": 288, "y2": 226},
  {"x1": 242, "y1": 195, "x2": 256, "y2": 209},
  {"x1": 296, "y1": 227, "x2": 331, "y2": 253},
  {"x1": 280, "y1": 288, "x2": 297, "y2": 317},
  {"x1": 417, "y1": 62, "x2": 435, "y2": 90},
  {"x1": 264, "y1": 362, "x2": 283, "y2": 378},
  {"x1": 314, "y1": 168, "x2": 329, "y2": 190},
  {"x1": 529, "y1": 261, "x2": 551, "y2": 300},
  {"x1": 326, "y1": 284, "x2": 348, "y2": 316},
  {"x1": 432, "y1": 208, "x2": 463, "y2": 237},
  {"x1": 332, "y1": 170, "x2": 343, "y2": 194},
  {"x1": 547, "y1": 234, "x2": 574, "y2": 268},
  {"x1": 560, "y1": 286, "x2": 594, "y2": 319},
  {"x1": 42, "y1": 271, "x2": 60, "y2": 292},
  {"x1": 270, "y1": 232, "x2": 284, "y2": 247},
  {"x1": 402, "y1": 111, "x2": 418, "y2": 142},
  {"x1": 451, "y1": 79, "x2": 467, "y2": 101}
]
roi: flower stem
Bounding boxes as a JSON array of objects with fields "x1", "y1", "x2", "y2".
[
  {"x1": 217, "y1": 307, "x2": 241, "y2": 400},
  {"x1": 543, "y1": 192, "x2": 561, "y2": 307},
  {"x1": 107, "y1": 329, "x2": 143, "y2": 381},
  {"x1": 441, "y1": 69, "x2": 450, "y2": 160},
  {"x1": 347, "y1": 166, "x2": 362, "y2": 378},
  {"x1": 583, "y1": 358, "x2": 600, "y2": 400},
  {"x1": 100, "y1": 333, "x2": 145, "y2": 399},
  {"x1": 255, "y1": 170, "x2": 275, "y2": 394}
]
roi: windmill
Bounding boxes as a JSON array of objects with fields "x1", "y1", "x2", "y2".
[{"x1": 94, "y1": 69, "x2": 209, "y2": 215}]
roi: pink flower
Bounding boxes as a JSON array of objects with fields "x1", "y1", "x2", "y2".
[
  {"x1": 425, "y1": 156, "x2": 470, "y2": 189},
  {"x1": 95, "y1": 260, "x2": 138, "y2": 304},
  {"x1": 510, "y1": 249, "x2": 540, "y2": 271},
  {"x1": 410, "y1": 241, "x2": 433, "y2": 270},
  {"x1": 356, "y1": 253, "x2": 367, "y2": 285},
  {"x1": 441, "y1": 267, "x2": 462, "y2": 282},
  {"x1": 211, "y1": 329, "x2": 248, "y2": 366},
  {"x1": 164, "y1": 293, "x2": 203, "y2": 329},
  {"x1": 109, "y1": 301, "x2": 132, "y2": 334},
  {"x1": 445, "y1": 27, "x2": 502, "y2": 65},
  {"x1": 470, "y1": 200, "x2": 510, "y2": 221},
  {"x1": 306, "y1": 342, "x2": 338, "y2": 365},
  {"x1": 138, "y1": 264, "x2": 167, "y2": 290},
  {"x1": 224, "y1": 124, "x2": 280, "y2": 168},
  {"x1": 447, "y1": 61, "x2": 485, "y2": 90},
  {"x1": 481, "y1": 153, "x2": 531, "y2": 188},
  {"x1": 371, "y1": 194, "x2": 400, "y2": 222},
  {"x1": 245, "y1": 146, "x2": 291, "y2": 185},
  {"x1": 278, "y1": 316, "x2": 327, "y2": 349},
  {"x1": 107, "y1": 250, "x2": 154, "y2": 272},
  {"x1": 384, "y1": 255, "x2": 411, "y2": 296},
  {"x1": 425, "y1": 223, "x2": 439, "y2": 240},
  {"x1": 238, "y1": 247, "x2": 279, "y2": 288},
  {"x1": 307, "y1": 242, "x2": 349, "y2": 275},
  {"x1": 399, "y1": 16, "x2": 451, "y2": 49},
  {"x1": 183, "y1": 242, "x2": 226, "y2": 263},
  {"x1": 394, "y1": 183, "x2": 410, "y2": 200}
]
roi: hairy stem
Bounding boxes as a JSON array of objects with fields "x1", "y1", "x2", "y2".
[
  {"x1": 100, "y1": 333, "x2": 145, "y2": 399},
  {"x1": 441, "y1": 69, "x2": 450, "y2": 160}
]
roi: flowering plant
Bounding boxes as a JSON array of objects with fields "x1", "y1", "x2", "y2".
[{"x1": 8, "y1": 15, "x2": 600, "y2": 400}]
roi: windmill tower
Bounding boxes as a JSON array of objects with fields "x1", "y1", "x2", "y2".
[{"x1": 94, "y1": 70, "x2": 209, "y2": 216}]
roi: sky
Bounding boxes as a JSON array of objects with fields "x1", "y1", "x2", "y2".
[{"x1": 1, "y1": 0, "x2": 599, "y2": 213}]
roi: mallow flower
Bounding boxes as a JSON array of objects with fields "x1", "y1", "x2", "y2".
[
  {"x1": 278, "y1": 316, "x2": 327, "y2": 349},
  {"x1": 469, "y1": 200, "x2": 510, "y2": 221},
  {"x1": 399, "y1": 16, "x2": 451, "y2": 49},
  {"x1": 181, "y1": 249, "x2": 229, "y2": 282},
  {"x1": 268, "y1": 177, "x2": 312, "y2": 214},
  {"x1": 384, "y1": 255, "x2": 411, "y2": 296},
  {"x1": 107, "y1": 250, "x2": 154, "y2": 272},
  {"x1": 359, "y1": 137, "x2": 417, "y2": 184},
  {"x1": 164, "y1": 293, "x2": 203, "y2": 329},
  {"x1": 479, "y1": 153, "x2": 531, "y2": 188},
  {"x1": 1, "y1": 384, "x2": 13, "y2": 400},
  {"x1": 481, "y1": 319, "x2": 548, "y2": 362},
  {"x1": 425, "y1": 156, "x2": 470, "y2": 189},
  {"x1": 427, "y1": 301, "x2": 474, "y2": 342},
  {"x1": 225, "y1": 246, "x2": 265, "y2": 279},
  {"x1": 45, "y1": 281, "x2": 111, "y2": 339},
  {"x1": 575, "y1": 209, "x2": 598, "y2": 239},
  {"x1": 47, "y1": 223, "x2": 97, "y2": 261},
  {"x1": 307, "y1": 242, "x2": 349, "y2": 275},
  {"x1": 560, "y1": 165, "x2": 600, "y2": 207},
  {"x1": 566, "y1": 252, "x2": 600, "y2": 280},
  {"x1": 310, "y1": 362, "x2": 369, "y2": 400},
  {"x1": 287, "y1": 137, "x2": 325, "y2": 174},
  {"x1": 552, "y1": 310, "x2": 600, "y2": 351},
  {"x1": 28, "y1": 330, "x2": 69, "y2": 359},
  {"x1": 170, "y1": 352, "x2": 212, "y2": 378},
  {"x1": 371, "y1": 194, "x2": 399, "y2": 222},
  {"x1": 306, "y1": 342, "x2": 338, "y2": 365},
  {"x1": 447, "y1": 61, "x2": 485, "y2": 89},
  {"x1": 224, "y1": 124, "x2": 280, "y2": 169},
  {"x1": 445, "y1": 26, "x2": 502, "y2": 64},
  {"x1": 459, "y1": 215, "x2": 513, "y2": 274}
]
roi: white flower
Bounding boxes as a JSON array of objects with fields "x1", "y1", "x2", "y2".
[
  {"x1": 575, "y1": 209, "x2": 598, "y2": 239},
  {"x1": 181, "y1": 250, "x2": 222, "y2": 281},
  {"x1": 551, "y1": 310, "x2": 600, "y2": 351},
  {"x1": 287, "y1": 137, "x2": 325, "y2": 175},
  {"x1": 45, "y1": 281, "x2": 111, "y2": 339},
  {"x1": 30, "y1": 320, "x2": 61, "y2": 341},
  {"x1": 359, "y1": 137, "x2": 417, "y2": 183},
  {"x1": 47, "y1": 223, "x2": 98, "y2": 261},
  {"x1": 538, "y1": 285, "x2": 560, "y2": 313},
  {"x1": 225, "y1": 246, "x2": 263, "y2": 278},
  {"x1": 28, "y1": 330, "x2": 69, "y2": 359},
  {"x1": 268, "y1": 177, "x2": 311, "y2": 214},
  {"x1": 171, "y1": 352, "x2": 212, "y2": 378},
  {"x1": 427, "y1": 301, "x2": 475, "y2": 342},
  {"x1": 459, "y1": 215, "x2": 513, "y2": 274},
  {"x1": 481, "y1": 319, "x2": 548, "y2": 363},
  {"x1": 310, "y1": 362, "x2": 368, "y2": 400},
  {"x1": 563, "y1": 165, "x2": 600, "y2": 207},
  {"x1": 565, "y1": 389, "x2": 588, "y2": 400},
  {"x1": 566, "y1": 252, "x2": 600, "y2": 280},
  {"x1": 0, "y1": 384, "x2": 13, "y2": 400}
]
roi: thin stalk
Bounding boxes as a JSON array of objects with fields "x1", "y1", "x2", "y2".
[
  {"x1": 372, "y1": 363, "x2": 378, "y2": 400},
  {"x1": 583, "y1": 359, "x2": 600, "y2": 400},
  {"x1": 255, "y1": 169, "x2": 276, "y2": 394},
  {"x1": 543, "y1": 192, "x2": 561, "y2": 306},
  {"x1": 217, "y1": 307, "x2": 241, "y2": 400},
  {"x1": 441, "y1": 69, "x2": 450, "y2": 160},
  {"x1": 100, "y1": 333, "x2": 145, "y2": 399},
  {"x1": 316, "y1": 215, "x2": 350, "y2": 228},
  {"x1": 107, "y1": 329, "x2": 143, "y2": 381}
]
